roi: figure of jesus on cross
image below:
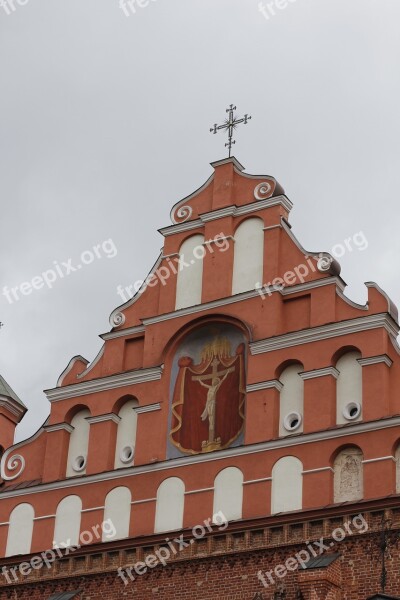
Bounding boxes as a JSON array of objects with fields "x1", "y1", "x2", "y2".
[{"x1": 192, "y1": 357, "x2": 235, "y2": 452}]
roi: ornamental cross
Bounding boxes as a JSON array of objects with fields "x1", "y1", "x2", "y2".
[
  {"x1": 192, "y1": 357, "x2": 235, "y2": 450},
  {"x1": 210, "y1": 104, "x2": 252, "y2": 157}
]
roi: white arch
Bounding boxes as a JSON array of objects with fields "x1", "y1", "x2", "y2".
[
  {"x1": 333, "y1": 447, "x2": 363, "y2": 503},
  {"x1": 232, "y1": 218, "x2": 264, "y2": 294},
  {"x1": 103, "y1": 487, "x2": 132, "y2": 541},
  {"x1": 53, "y1": 495, "x2": 82, "y2": 548},
  {"x1": 114, "y1": 399, "x2": 138, "y2": 469},
  {"x1": 336, "y1": 352, "x2": 362, "y2": 424},
  {"x1": 155, "y1": 477, "x2": 185, "y2": 533},
  {"x1": 213, "y1": 467, "x2": 243, "y2": 522},
  {"x1": 175, "y1": 234, "x2": 205, "y2": 309},
  {"x1": 279, "y1": 364, "x2": 304, "y2": 437},
  {"x1": 6, "y1": 503, "x2": 34, "y2": 557},
  {"x1": 271, "y1": 456, "x2": 303, "y2": 514},
  {"x1": 66, "y1": 409, "x2": 91, "y2": 477}
]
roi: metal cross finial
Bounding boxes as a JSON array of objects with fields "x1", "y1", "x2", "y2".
[{"x1": 210, "y1": 104, "x2": 252, "y2": 157}]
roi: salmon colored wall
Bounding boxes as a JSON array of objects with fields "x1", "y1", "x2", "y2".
[{"x1": 1, "y1": 159, "x2": 399, "y2": 557}]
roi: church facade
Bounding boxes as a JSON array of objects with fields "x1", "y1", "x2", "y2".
[{"x1": 1, "y1": 157, "x2": 400, "y2": 599}]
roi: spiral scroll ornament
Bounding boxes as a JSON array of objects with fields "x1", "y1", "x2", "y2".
[
  {"x1": 111, "y1": 312, "x2": 126, "y2": 327},
  {"x1": 317, "y1": 255, "x2": 334, "y2": 272},
  {"x1": 254, "y1": 182, "x2": 273, "y2": 200},
  {"x1": 173, "y1": 205, "x2": 193, "y2": 224},
  {"x1": 1, "y1": 454, "x2": 25, "y2": 481}
]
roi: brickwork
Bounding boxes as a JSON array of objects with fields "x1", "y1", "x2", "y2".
[{"x1": 1, "y1": 504, "x2": 399, "y2": 600}]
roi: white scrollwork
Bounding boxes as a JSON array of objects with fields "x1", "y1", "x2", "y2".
[
  {"x1": 173, "y1": 205, "x2": 193, "y2": 224},
  {"x1": 317, "y1": 255, "x2": 334, "y2": 272},
  {"x1": 1, "y1": 454, "x2": 25, "y2": 481},
  {"x1": 111, "y1": 312, "x2": 125, "y2": 327},
  {"x1": 254, "y1": 182, "x2": 273, "y2": 200}
]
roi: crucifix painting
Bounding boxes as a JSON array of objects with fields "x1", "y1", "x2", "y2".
[{"x1": 169, "y1": 325, "x2": 246, "y2": 455}]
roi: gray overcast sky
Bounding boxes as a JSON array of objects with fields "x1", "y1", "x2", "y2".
[{"x1": 1, "y1": 0, "x2": 399, "y2": 442}]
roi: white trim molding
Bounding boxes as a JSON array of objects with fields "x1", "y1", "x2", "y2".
[
  {"x1": 3, "y1": 415, "x2": 400, "y2": 500},
  {"x1": 0, "y1": 398, "x2": 26, "y2": 419},
  {"x1": 184, "y1": 487, "x2": 214, "y2": 495},
  {"x1": 86, "y1": 414, "x2": 121, "y2": 425},
  {"x1": 246, "y1": 380, "x2": 283, "y2": 393},
  {"x1": 44, "y1": 423, "x2": 74, "y2": 434},
  {"x1": 250, "y1": 314, "x2": 399, "y2": 355},
  {"x1": 135, "y1": 403, "x2": 161, "y2": 415},
  {"x1": 199, "y1": 196, "x2": 293, "y2": 223},
  {"x1": 362, "y1": 456, "x2": 395, "y2": 464},
  {"x1": 280, "y1": 276, "x2": 345, "y2": 296},
  {"x1": 357, "y1": 355, "x2": 393, "y2": 368},
  {"x1": 263, "y1": 224, "x2": 282, "y2": 232},
  {"x1": 243, "y1": 477, "x2": 272, "y2": 485},
  {"x1": 100, "y1": 325, "x2": 145, "y2": 341},
  {"x1": 163, "y1": 196, "x2": 292, "y2": 235},
  {"x1": 141, "y1": 278, "x2": 343, "y2": 327},
  {"x1": 302, "y1": 467, "x2": 334, "y2": 475},
  {"x1": 81, "y1": 505, "x2": 105, "y2": 513},
  {"x1": 159, "y1": 218, "x2": 203, "y2": 236},
  {"x1": 300, "y1": 367, "x2": 340, "y2": 381},
  {"x1": 45, "y1": 367, "x2": 163, "y2": 402}
]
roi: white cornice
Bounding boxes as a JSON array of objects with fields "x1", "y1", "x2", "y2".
[
  {"x1": 44, "y1": 423, "x2": 74, "y2": 434},
  {"x1": 357, "y1": 355, "x2": 393, "y2": 368},
  {"x1": 243, "y1": 477, "x2": 272, "y2": 485},
  {"x1": 210, "y1": 157, "x2": 245, "y2": 171},
  {"x1": 362, "y1": 456, "x2": 395, "y2": 464},
  {"x1": 159, "y1": 219, "x2": 203, "y2": 236},
  {"x1": 199, "y1": 196, "x2": 293, "y2": 224},
  {"x1": 161, "y1": 196, "x2": 293, "y2": 236},
  {"x1": 105, "y1": 278, "x2": 346, "y2": 336},
  {"x1": 300, "y1": 367, "x2": 340, "y2": 381},
  {"x1": 0, "y1": 398, "x2": 26, "y2": 419},
  {"x1": 100, "y1": 325, "x2": 145, "y2": 341},
  {"x1": 250, "y1": 314, "x2": 399, "y2": 355},
  {"x1": 199, "y1": 206, "x2": 236, "y2": 222},
  {"x1": 184, "y1": 487, "x2": 214, "y2": 495},
  {"x1": 45, "y1": 366, "x2": 163, "y2": 402},
  {"x1": 263, "y1": 224, "x2": 282, "y2": 232},
  {"x1": 246, "y1": 380, "x2": 283, "y2": 393},
  {"x1": 142, "y1": 289, "x2": 263, "y2": 325},
  {"x1": 86, "y1": 413, "x2": 121, "y2": 425},
  {"x1": 3, "y1": 415, "x2": 400, "y2": 500},
  {"x1": 235, "y1": 195, "x2": 292, "y2": 215},
  {"x1": 135, "y1": 403, "x2": 161, "y2": 414},
  {"x1": 302, "y1": 467, "x2": 334, "y2": 474},
  {"x1": 280, "y1": 276, "x2": 345, "y2": 295},
  {"x1": 141, "y1": 278, "x2": 344, "y2": 327}
]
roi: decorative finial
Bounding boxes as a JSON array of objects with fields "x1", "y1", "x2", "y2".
[{"x1": 210, "y1": 104, "x2": 251, "y2": 157}]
